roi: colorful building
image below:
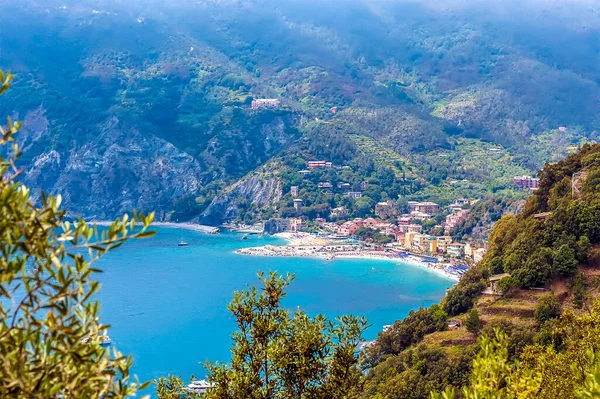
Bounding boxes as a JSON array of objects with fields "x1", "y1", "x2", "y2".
[
  {"x1": 307, "y1": 160, "x2": 333, "y2": 169},
  {"x1": 514, "y1": 175, "x2": 540, "y2": 189}
]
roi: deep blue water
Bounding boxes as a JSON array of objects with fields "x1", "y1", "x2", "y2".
[{"x1": 96, "y1": 227, "x2": 453, "y2": 390}]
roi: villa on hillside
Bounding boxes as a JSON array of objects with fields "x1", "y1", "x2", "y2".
[
  {"x1": 486, "y1": 273, "x2": 512, "y2": 295},
  {"x1": 330, "y1": 207, "x2": 349, "y2": 218},
  {"x1": 318, "y1": 182, "x2": 333, "y2": 189},
  {"x1": 307, "y1": 160, "x2": 333, "y2": 169},
  {"x1": 445, "y1": 209, "x2": 470, "y2": 234},
  {"x1": 514, "y1": 175, "x2": 539, "y2": 190},
  {"x1": 408, "y1": 201, "x2": 440, "y2": 215},
  {"x1": 345, "y1": 191, "x2": 363, "y2": 199}
]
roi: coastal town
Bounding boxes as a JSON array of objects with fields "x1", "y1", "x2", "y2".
[{"x1": 229, "y1": 158, "x2": 540, "y2": 280}]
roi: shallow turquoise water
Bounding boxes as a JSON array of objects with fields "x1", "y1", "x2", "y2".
[{"x1": 96, "y1": 227, "x2": 453, "y2": 389}]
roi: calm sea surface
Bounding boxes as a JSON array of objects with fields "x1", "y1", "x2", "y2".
[{"x1": 96, "y1": 227, "x2": 453, "y2": 389}]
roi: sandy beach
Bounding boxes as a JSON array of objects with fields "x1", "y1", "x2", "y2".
[{"x1": 236, "y1": 233, "x2": 460, "y2": 281}]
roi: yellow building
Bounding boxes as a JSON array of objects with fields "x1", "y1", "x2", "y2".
[
  {"x1": 465, "y1": 243, "x2": 474, "y2": 258},
  {"x1": 436, "y1": 236, "x2": 452, "y2": 252},
  {"x1": 427, "y1": 237, "x2": 438, "y2": 254}
]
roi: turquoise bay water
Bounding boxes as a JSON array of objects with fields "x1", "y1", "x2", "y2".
[{"x1": 96, "y1": 227, "x2": 453, "y2": 387}]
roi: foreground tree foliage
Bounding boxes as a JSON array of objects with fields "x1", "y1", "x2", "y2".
[
  {"x1": 0, "y1": 70, "x2": 155, "y2": 398},
  {"x1": 432, "y1": 299, "x2": 600, "y2": 399},
  {"x1": 363, "y1": 305, "x2": 448, "y2": 367},
  {"x1": 157, "y1": 272, "x2": 367, "y2": 399}
]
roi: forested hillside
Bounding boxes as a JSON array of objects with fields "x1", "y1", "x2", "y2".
[
  {"x1": 353, "y1": 143, "x2": 600, "y2": 399},
  {"x1": 1, "y1": 0, "x2": 598, "y2": 220}
]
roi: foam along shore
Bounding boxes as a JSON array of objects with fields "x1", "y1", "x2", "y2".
[
  {"x1": 90, "y1": 221, "x2": 219, "y2": 234},
  {"x1": 236, "y1": 233, "x2": 459, "y2": 281}
]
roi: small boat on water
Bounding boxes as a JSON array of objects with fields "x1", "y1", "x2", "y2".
[
  {"x1": 100, "y1": 334, "x2": 112, "y2": 346},
  {"x1": 185, "y1": 380, "x2": 213, "y2": 394},
  {"x1": 178, "y1": 230, "x2": 189, "y2": 247},
  {"x1": 81, "y1": 333, "x2": 112, "y2": 346},
  {"x1": 242, "y1": 234, "x2": 249, "y2": 240}
]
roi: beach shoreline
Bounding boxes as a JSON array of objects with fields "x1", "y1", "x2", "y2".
[
  {"x1": 236, "y1": 233, "x2": 459, "y2": 282},
  {"x1": 90, "y1": 220, "x2": 219, "y2": 233},
  {"x1": 89, "y1": 223, "x2": 460, "y2": 281}
]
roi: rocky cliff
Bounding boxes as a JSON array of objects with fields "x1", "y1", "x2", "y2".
[
  {"x1": 21, "y1": 116, "x2": 206, "y2": 219},
  {"x1": 201, "y1": 168, "x2": 283, "y2": 224}
]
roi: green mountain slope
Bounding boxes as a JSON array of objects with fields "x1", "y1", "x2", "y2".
[{"x1": 0, "y1": 0, "x2": 598, "y2": 219}]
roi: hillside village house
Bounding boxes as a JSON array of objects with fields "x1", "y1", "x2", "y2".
[
  {"x1": 427, "y1": 236, "x2": 438, "y2": 253},
  {"x1": 404, "y1": 231, "x2": 419, "y2": 249},
  {"x1": 410, "y1": 211, "x2": 433, "y2": 220},
  {"x1": 410, "y1": 234, "x2": 438, "y2": 253},
  {"x1": 488, "y1": 273, "x2": 511, "y2": 294},
  {"x1": 307, "y1": 160, "x2": 333, "y2": 169},
  {"x1": 514, "y1": 175, "x2": 540, "y2": 190},
  {"x1": 408, "y1": 201, "x2": 439, "y2": 215},
  {"x1": 346, "y1": 191, "x2": 363, "y2": 199},
  {"x1": 374, "y1": 222, "x2": 397, "y2": 236},
  {"x1": 293, "y1": 199, "x2": 303, "y2": 212},
  {"x1": 398, "y1": 216, "x2": 413, "y2": 225},
  {"x1": 318, "y1": 182, "x2": 333, "y2": 189},
  {"x1": 445, "y1": 209, "x2": 470, "y2": 234},
  {"x1": 397, "y1": 223, "x2": 423, "y2": 233},
  {"x1": 448, "y1": 199, "x2": 469, "y2": 212},
  {"x1": 330, "y1": 207, "x2": 349, "y2": 218},
  {"x1": 290, "y1": 186, "x2": 299, "y2": 196}
]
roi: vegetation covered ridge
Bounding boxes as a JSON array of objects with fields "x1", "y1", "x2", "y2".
[
  {"x1": 1, "y1": 0, "x2": 598, "y2": 220},
  {"x1": 354, "y1": 143, "x2": 600, "y2": 399}
]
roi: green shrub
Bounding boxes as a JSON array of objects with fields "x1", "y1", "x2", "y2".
[
  {"x1": 496, "y1": 276, "x2": 520, "y2": 295},
  {"x1": 534, "y1": 293, "x2": 561, "y2": 325}
]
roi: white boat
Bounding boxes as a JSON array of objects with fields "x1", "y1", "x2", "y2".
[
  {"x1": 81, "y1": 333, "x2": 112, "y2": 346},
  {"x1": 185, "y1": 380, "x2": 213, "y2": 394},
  {"x1": 178, "y1": 229, "x2": 189, "y2": 246},
  {"x1": 100, "y1": 334, "x2": 112, "y2": 346}
]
